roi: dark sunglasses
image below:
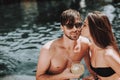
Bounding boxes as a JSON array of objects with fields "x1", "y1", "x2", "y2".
[{"x1": 65, "y1": 22, "x2": 83, "y2": 29}]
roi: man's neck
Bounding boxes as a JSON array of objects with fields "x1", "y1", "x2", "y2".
[{"x1": 62, "y1": 36, "x2": 77, "y2": 50}]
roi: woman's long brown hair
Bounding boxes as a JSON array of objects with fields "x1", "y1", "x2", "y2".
[{"x1": 87, "y1": 11, "x2": 119, "y2": 52}]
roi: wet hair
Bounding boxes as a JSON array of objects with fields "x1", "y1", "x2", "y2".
[
  {"x1": 87, "y1": 11, "x2": 119, "y2": 51},
  {"x1": 60, "y1": 9, "x2": 82, "y2": 26}
]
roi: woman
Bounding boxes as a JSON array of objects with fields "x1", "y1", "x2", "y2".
[{"x1": 81, "y1": 11, "x2": 120, "y2": 80}]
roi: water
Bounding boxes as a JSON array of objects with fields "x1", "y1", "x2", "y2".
[{"x1": 0, "y1": 0, "x2": 119, "y2": 80}]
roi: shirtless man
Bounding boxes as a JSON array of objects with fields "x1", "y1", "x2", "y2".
[{"x1": 36, "y1": 9, "x2": 89, "y2": 80}]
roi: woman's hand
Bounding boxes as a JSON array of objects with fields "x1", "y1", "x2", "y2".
[{"x1": 82, "y1": 75, "x2": 98, "y2": 80}]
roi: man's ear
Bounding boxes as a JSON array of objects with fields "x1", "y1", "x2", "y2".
[{"x1": 60, "y1": 25, "x2": 64, "y2": 31}]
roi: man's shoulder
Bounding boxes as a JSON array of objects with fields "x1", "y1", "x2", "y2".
[
  {"x1": 42, "y1": 39, "x2": 55, "y2": 50},
  {"x1": 40, "y1": 40, "x2": 56, "y2": 58},
  {"x1": 78, "y1": 36, "x2": 90, "y2": 45}
]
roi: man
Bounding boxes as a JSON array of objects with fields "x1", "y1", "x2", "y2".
[{"x1": 36, "y1": 9, "x2": 90, "y2": 80}]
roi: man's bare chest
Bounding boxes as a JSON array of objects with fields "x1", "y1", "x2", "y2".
[{"x1": 48, "y1": 48, "x2": 85, "y2": 74}]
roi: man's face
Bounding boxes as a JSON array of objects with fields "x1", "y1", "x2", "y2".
[{"x1": 62, "y1": 19, "x2": 83, "y2": 40}]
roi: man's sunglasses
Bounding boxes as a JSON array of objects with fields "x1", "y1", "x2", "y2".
[{"x1": 65, "y1": 22, "x2": 83, "y2": 29}]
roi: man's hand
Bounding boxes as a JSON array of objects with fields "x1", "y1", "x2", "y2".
[
  {"x1": 60, "y1": 68, "x2": 82, "y2": 79},
  {"x1": 82, "y1": 75, "x2": 100, "y2": 80}
]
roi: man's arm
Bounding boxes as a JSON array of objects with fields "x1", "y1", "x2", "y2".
[
  {"x1": 36, "y1": 46, "x2": 67, "y2": 80},
  {"x1": 36, "y1": 46, "x2": 52, "y2": 80},
  {"x1": 36, "y1": 46, "x2": 68, "y2": 80}
]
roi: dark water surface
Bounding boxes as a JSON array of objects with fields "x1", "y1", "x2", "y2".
[{"x1": 0, "y1": 0, "x2": 119, "y2": 80}]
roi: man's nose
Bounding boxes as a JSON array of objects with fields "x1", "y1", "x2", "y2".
[{"x1": 73, "y1": 26, "x2": 77, "y2": 30}]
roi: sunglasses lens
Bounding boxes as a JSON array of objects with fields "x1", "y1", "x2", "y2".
[
  {"x1": 66, "y1": 24, "x2": 74, "y2": 29},
  {"x1": 65, "y1": 22, "x2": 82, "y2": 29},
  {"x1": 75, "y1": 22, "x2": 83, "y2": 28}
]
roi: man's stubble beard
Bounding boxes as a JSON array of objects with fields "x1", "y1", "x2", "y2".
[{"x1": 64, "y1": 32, "x2": 81, "y2": 40}]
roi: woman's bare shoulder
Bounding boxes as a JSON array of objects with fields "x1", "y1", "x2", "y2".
[
  {"x1": 105, "y1": 47, "x2": 119, "y2": 56},
  {"x1": 104, "y1": 47, "x2": 120, "y2": 64}
]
